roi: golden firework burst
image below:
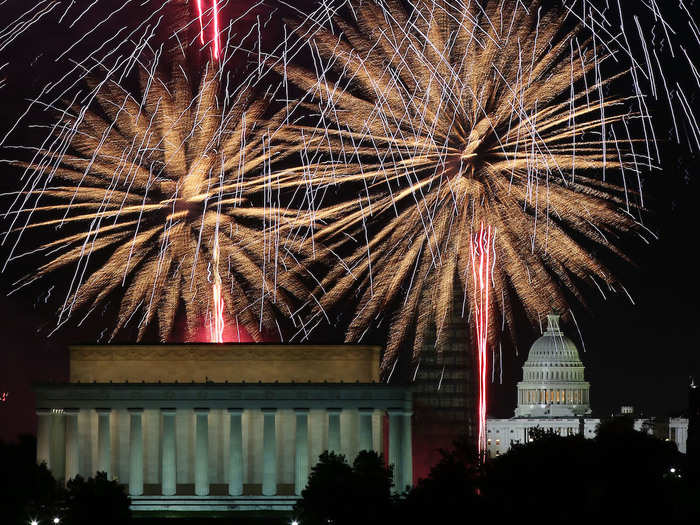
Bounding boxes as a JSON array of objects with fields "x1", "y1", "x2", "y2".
[
  {"x1": 281, "y1": 0, "x2": 646, "y2": 366},
  {"x1": 8, "y1": 52, "x2": 311, "y2": 341}
]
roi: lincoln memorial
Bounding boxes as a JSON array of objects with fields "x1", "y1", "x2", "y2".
[{"x1": 33, "y1": 344, "x2": 413, "y2": 513}]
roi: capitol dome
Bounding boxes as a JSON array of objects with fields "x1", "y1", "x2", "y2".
[{"x1": 515, "y1": 314, "x2": 591, "y2": 417}]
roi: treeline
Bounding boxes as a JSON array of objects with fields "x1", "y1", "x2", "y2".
[
  {"x1": 3, "y1": 418, "x2": 698, "y2": 524},
  {"x1": 295, "y1": 417, "x2": 700, "y2": 524},
  {"x1": 0, "y1": 436, "x2": 130, "y2": 525}
]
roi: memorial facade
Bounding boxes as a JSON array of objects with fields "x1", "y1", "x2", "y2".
[{"x1": 34, "y1": 345, "x2": 413, "y2": 512}]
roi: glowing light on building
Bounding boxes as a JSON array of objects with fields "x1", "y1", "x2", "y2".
[{"x1": 470, "y1": 224, "x2": 494, "y2": 459}]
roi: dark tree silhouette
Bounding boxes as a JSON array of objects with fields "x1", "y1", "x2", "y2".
[
  {"x1": 481, "y1": 419, "x2": 693, "y2": 522},
  {"x1": 398, "y1": 439, "x2": 485, "y2": 524},
  {"x1": 1, "y1": 436, "x2": 132, "y2": 525},
  {"x1": 0, "y1": 435, "x2": 63, "y2": 524},
  {"x1": 294, "y1": 450, "x2": 394, "y2": 525},
  {"x1": 63, "y1": 472, "x2": 131, "y2": 525},
  {"x1": 350, "y1": 451, "x2": 394, "y2": 523}
]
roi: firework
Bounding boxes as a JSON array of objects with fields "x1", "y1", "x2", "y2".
[
  {"x1": 278, "y1": 0, "x2": 666, "y2": 368},
  {"x1": 194, "y1": 0, "x2": 222, "y2": 60},
  {"x1": 3, "y1": 46, "x2": 311, "y2": 341},
  {"x1": 470, "y1": 224, "x2": 493, "y2": 456}
]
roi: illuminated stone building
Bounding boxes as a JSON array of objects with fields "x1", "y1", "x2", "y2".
[
  {"x1": 34, "y1": 345, "x2": 413, "y2": 512},
  {"x1": 486, "y1": 314, "x2": 599, "y2": 457},
  {"x1": 487, "y1": 313, "x2": 689, "y2": 457}
]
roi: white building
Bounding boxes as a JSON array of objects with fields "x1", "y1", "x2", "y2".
[
  {"x1": 669, "y1": 418, "x2": 689, "y2": 454},
  {"x1": 487, "y1": 313, "x2": 689, "y2": 457},
  {"x1": 487, "y1": 314, "x2": 598, "y2": 457},
  {"x1": 34, "y1": 344, "x2": 414, "y2": 513}
]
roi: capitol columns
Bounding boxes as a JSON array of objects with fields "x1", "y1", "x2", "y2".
[
  {"x1": 194, "y1": 408, "x2": 210, "y2": 496},
  {"x1": 227, "y1": 408, "x2": 244, "y2": 496},
  {"x1": 128, "y1": 408, "x2": 144, "y2": 496},
  {"x1": 161, "y1": 408, "x2": 177, "y2": 496},
  {"x1": 96, "y1": 408, "x2": 111, "y2": 478},
  {"x1": 294, "y1": 408, "x2": 309, "y2": 496},
  {"x1": 64, "y1": 408, "x2": 80, "y2": 482},
  {"x1": 261, "y1": 408, "x2": 277, "y2": 496},
  {"x1": 358, "y1": 408, "x2": 374, "y2": 452}
]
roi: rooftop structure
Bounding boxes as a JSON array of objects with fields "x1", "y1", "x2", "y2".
[
  {"x1": 515, "y1": 314, "x2": 591, "y2": 417},
  {"x1": 34, "y1": 344, "x2": 413, "y2": 514}
]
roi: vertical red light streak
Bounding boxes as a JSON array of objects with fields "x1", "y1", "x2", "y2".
[
  {"x1": 192, "y1": 1, "x2": 221, "y2": 60},
  {"x1": 470, "y1": 224, "x2": 493, "y2": 460},
  {"x1": 211, "y1": 0, "x2": 220, "y2": 59},
  {"x1": 195, "y1": 0, "x2": 205, "y2": 44},
  {"x1": 209, "y1": 278, "x2": 225, "y2": 343},
  {"x1": 209, "y1": 225, "x2": 225, "y2": 342}
]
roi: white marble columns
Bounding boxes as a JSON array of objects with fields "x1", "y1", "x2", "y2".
[
  {"x1": 96, "y1": 408, "x2": 111, "y2": 477},
  {"x1": 194, "y1": 408, "x2": 209, "y2": 496},
  {"x1": 36, "y1": 409, "x2": 52, "y2": 468},
  {"x1": 294, "y1": 409, "x2": 309, "y2": 495},
  {"x1": 262, "y1": 408, "x2": 277, "y2": 496},
  {"x1": 358, "y1": 408, "x2": 373, "y2": 452},
  {"x1": 64, "y1": 409, "x2": 80, "y2": 482},
  {"x1": 228, "y1": 409, "x2": 244, "y2": 496},
  {"x1": 388, "y1": 409, "x2": 413, "y2": 492},
  {"x1": 38, "y1": 401, "x2": 413, "y2": 497},
  {"x1": 327, "y1": 408, "x2": 341, "y2": 454},
  {"x1": 161, "y1": 408, "x2": 177, "y2": 496},
  {"x1": 128, "y1": 408, "x2": 143, "y2": 496}
]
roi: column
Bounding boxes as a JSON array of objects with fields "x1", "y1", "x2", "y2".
[
  {"x1": 388, "y1": 409, "x2": 402, "y2": 493},
  {"x1": 37, "y1": 409, "x2": 53, "y2": 468},
  {"x1": 400, "y1": 411, "x2": 412, "y2": 490},
  {"x1": 194, "y1": 408, "x2": 209, "y2": 496},
  {"x1": 227, "y1": 409, "x2": 243, "y2": 496},
  {"x1": 262, "y1": 408, "x2": 277, "y2": 496},
  {"x1": 388, "y1": 409, "x2": 413, "y2": 492},
  {"x1": 64, "y1": 409, "x2": 80, "y2": 482},
  {"x1": 161, "y1": 408, "x2": 176, "y2": 496},
  {"x1": 358, "y1": 408, "x2": 373, "y2": 452},
  {"x1": 96, "y1": 408, "x2": 111, "y2": 477},
  {"x1": 294, "y1": 409, "x2": 309, "y2": 496},
  {"x1": 327, "y1": 408, "x2": 341, "y2": 454},
  {"x1": 128, "y1": 409, "x2": 143, "y2": 496}
]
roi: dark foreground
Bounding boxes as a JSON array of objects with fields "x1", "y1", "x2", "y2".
[{"x1": 3, "y1": 418, "x2": 700, "y2": 524}]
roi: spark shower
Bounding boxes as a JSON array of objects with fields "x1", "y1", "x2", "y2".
[{"x1": 1, "y1": 0, "x2": 698, "y2": 453}]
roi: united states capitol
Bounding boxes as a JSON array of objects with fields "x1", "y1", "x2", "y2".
[{"x1": 486, "y1": 313, "x2": 688, "y2": 457}]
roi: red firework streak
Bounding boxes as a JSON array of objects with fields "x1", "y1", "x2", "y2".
[
  {"x1": 195, "y1": 0, "x2": 221, "y2": 59},
  {"x1": 469, "y1": 224, "x2": 494, "y2": 459},
  {"x1": 194, "y1": 0, "x2": 224, "y2": 342},
  {"x1": 209, "y1": 275, "x2": 225, "y2": 343},
  {"x1": 208, "y1": 229, "x2": 225, "y2": 343}
]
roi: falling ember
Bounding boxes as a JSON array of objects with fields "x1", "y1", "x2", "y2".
[
  {"x1": 470, "y1": 225, "x2": 494, "y2": 459},
  {"x1": 209, "y1": 277, "x2": 225, "y2": 343},
  {"x1": 209, "y1": 227, "x2": 225, "y2": 343},
  {"x1": 193, "y1": 0, "x2": 221, "y2": 59}
]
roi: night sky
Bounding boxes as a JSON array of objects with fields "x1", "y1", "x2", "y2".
[{"x1": 0, "y1": 0, "x2": 699, "y2": 442}]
